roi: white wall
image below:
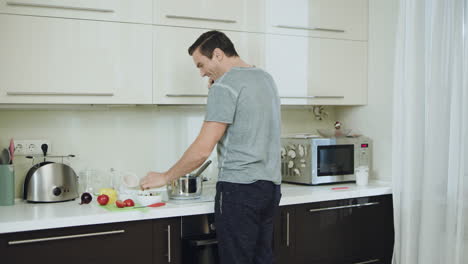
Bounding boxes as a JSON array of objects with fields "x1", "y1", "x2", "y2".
[
  {"x1": 0, "y1": 106, "x2": 335, "y2": 197},
  {"x1": 336, "y1": 0, "x2": 399, "y2": 181}
]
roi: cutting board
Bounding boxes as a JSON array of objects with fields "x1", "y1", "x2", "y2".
[{"x1": 98, "y1": 203, "x2": 149, "y2": 212}]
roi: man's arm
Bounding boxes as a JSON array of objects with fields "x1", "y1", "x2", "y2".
[{"x1": 140, "y1": 121, "x2": 227, "y2": 189}]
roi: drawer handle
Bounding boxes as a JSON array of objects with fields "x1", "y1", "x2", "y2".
[
  {"x1": 166, "y1": 15, "x2": 236, "y2": 24},
  {"x1": 308, "y1": 202, "x2": 380, "y2": 213},
  {"x1": 6, "y1": 1, "x2": 114, "y2": 13},
  {"x1": 7, "y1": 91, "x2": 115, "y2": 96},
  {"x1": 166, "y1": 94, "x2": 208, "y2": 98},
  {"x1": 353, "y1": 259, "x2": 381, "y2": 264},
  {"x1": 8, "y1": 230, "x2": 125, "y2": 245},
  {"x1": 275, "y1": 25, "x2": 345, "y2": 33},
  {"x1": 280, "y1": 96, "x2": 344, "y2": 99}
]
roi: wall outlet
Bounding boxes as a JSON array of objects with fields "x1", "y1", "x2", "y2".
[{"x1": 14, "y1": 140, "x2": 51, "y2": 156}]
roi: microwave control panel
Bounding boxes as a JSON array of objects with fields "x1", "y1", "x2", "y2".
[{"x1": 359, "y1": 142, "x2": 371, "y2": 166}]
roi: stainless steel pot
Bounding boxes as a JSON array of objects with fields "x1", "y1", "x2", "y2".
[
  {"x1": 167, "y1": 173, "x2": 202, "y2": 200},
  {"x1": 167, "y1": 160, "x2": 211, "y2": 200}
]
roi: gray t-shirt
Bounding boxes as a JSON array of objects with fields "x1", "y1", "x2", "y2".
[{"x1": 205, "y1": 67, "x2": 281, "y2": 185}]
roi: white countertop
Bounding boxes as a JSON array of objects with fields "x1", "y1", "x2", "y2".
[{"x1": 0, "y1": 181, "x2": 391, "y2": 234}]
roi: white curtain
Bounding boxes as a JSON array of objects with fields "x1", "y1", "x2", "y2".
[{"x1": 393, "y1": 0, "x2": 468, "y2": 263}]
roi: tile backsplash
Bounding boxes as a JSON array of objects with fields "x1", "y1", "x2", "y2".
[{"x1": 0, "y1": 105, "x2": 335, "y2": 197}]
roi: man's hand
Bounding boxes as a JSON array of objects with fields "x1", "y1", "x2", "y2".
[{"x1": 140, "y1": 171, "x2": 169, "y2": 190}]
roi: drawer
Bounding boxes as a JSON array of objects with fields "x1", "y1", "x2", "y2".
[
  {"x1": 0, "y1": 0, "x2": 152, "y2": 24},
  {"x1": 0, "y1": 220, "x2": 153, "y2": 264}
]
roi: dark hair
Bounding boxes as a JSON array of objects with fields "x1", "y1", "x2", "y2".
[{"x1": 188, "y1": 30, "x2": 239, "y2": 58}]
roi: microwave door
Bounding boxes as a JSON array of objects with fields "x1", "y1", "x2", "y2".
[
  {"x1": 312, "y1": 141, "x2": 355, "y2": 184},
  {"x1": 318, "y1": 145, "x2": 354, "y2": 176}
]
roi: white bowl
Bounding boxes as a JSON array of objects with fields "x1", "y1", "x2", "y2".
[
  {"x1": 317, "y1": 128, "x2": 352, "y2": 138},
  {"x1": 136, "y1": 193, "x2": 162, "y2": 206}
]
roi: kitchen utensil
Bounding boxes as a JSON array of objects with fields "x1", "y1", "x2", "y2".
[
  {"x1": 193, "y1": 160, "x2": 212, "y2": 177},
  {"x1": 136, "y1": 191, "x2": 162, "y2": 206},
  {"x1": 317, "y1": 128, "x2": 352, "y2": 138},
  {"x1": 133, "y1": 202, "x2": 166, "y2": 209},
  {"x1": 0, "y1": 148, "x2": 11, "y2": 165},
  {"x1": 167, "y1": 160, "x2": 212, "y2": 200},
  {"x1": 9, "y1": 139, "x2": 14, "y2": 164},
  {"x1": 168, "y1": 174, "x2": 202, "y2": 200}
]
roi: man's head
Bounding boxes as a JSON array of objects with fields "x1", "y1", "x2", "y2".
[{"x1": 188, "y1": 31, "x2": 239, "y2": 82}]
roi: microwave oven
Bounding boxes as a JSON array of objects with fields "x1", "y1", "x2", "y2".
[{"x1": 280, "y1": 135, "x2": 371, "y2": 185}]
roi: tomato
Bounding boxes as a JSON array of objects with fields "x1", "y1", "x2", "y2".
[
  {"x1": 99, "y1": 188, "x2": 117, "y2": 205},
  {"x1": 97, "y1": 194, "x2": 109, "y2": 205},
  {"x1": 116, "y1": 200, "x2": 125, "y2": 208},
  {"x1": 124, "y1": 199, "x2": 135, "y2": 207}
]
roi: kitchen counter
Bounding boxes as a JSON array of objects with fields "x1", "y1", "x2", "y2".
[{"x1": 0, "y1": 180, "x2": 391, "y2": 234}]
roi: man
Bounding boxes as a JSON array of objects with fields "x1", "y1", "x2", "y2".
[{"x1": 140, "y1": 30, "x2": 282, "y2": 264}]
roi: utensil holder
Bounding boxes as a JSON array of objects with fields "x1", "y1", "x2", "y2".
[{"x1": 0, "y1": 165, "x2": 15, "y2": 206}]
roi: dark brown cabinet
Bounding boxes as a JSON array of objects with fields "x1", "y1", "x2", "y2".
[
  {"x1": 274, "y1": 195, "x2": 394, "y2": 264},
  {"x1": 274, "y1": 204, "x2": 297, "y2": 263},
  {"x1": 0, "y1": 217, "x2": 182, "y2": 264},
  {"x1": 0, "y1": 195, "x2": 393, "y2": 264},
  {"x1": 153, "y1": 217, "x2": 182, "y2": 264},
  {"x1": 0, "y1": 220, "x2": 153, "y2": 264}
]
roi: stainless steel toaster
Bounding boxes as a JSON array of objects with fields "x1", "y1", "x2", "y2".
[{"x1": 23, "y1": 162, "x2": 79, "y2": 203}]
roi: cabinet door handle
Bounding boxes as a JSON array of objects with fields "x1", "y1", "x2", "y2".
[
  {"x1": 280, "y1": 96, "x2": 344, "y2": 99},
  {"x1": 275, "y1": 25, "x2": 345, "y2": 33},
  {"x1": 8, "y1": 230, "x2": 125, "y2": 245},
  {"x1": 6, "y1": 1, "x2": 114, "y2": 13},
  {"x1": 166, "y1": 94, "x2": 208, "y2": 98},
  {"x1": 7, "y1": 91, "x2": 114, "y2": 96},
  {"x1": 166, "y1": 225, "x2": 171, "y2": 263},
  {"x1": 166, "y1": 15, "x2": 236, "y2": 24},
  {"x1": 308, "y1": 202, "x2": 380, "y2": 213},
  {"x1": 286, "y1": 212, "x2": 290, "y2": 247},
  {"x1": 353, "y1": 259, "x2": 381, "y2": 264}
]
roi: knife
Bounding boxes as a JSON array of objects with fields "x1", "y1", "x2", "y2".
[{"x1": 133, "y1": 202, "x2": 166, "y2": 209}]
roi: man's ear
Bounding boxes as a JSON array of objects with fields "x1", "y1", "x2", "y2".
[{"x1": 212, "y1": 48, "x2": 224, "y2": 62}]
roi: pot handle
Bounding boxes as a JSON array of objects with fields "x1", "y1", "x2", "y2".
[{"x1": 194, "y1": 160, "x2": 212, "y2": 178}]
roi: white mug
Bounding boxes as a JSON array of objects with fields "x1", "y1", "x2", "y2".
[{"x1": 355, "y1": 166, "x2": 369, "y2": 186}]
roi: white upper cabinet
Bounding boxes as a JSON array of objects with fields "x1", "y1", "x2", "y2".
[
  {"x1": 0, "y1": 0, "x2": 152, "y2": 23},
  {"x1": 0, "y1": 14, "x2": 153, "y2": 104},
  {"x1": 0, "y1": 0, "x2": 368, "y2": 106},
  {"x1": 265, "y1": 34, "x2": 367, "y2": 105},
  {"x1": 267, "y1": 0, "x2": 368, "y2": 41},
  {"x1": 154, "y1": 26, "x2": 265, "y2": 104},
  {"x1": 154, "y1": 0, "x2": 265, "y2": 32}
]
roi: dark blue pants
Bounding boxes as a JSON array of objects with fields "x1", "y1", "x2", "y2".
[{"x1": 214, "y1": 180, "x2": 281, "y2": 264}]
